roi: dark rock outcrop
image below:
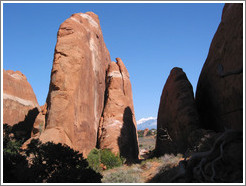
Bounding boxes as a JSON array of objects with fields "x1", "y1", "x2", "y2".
[
  {"x1": 150, "y1": 130, "x2": 243, "y2": 183},
  {"x1": 152, "y1": 3, "x2": 243, "y2": 183},
  {"x1": 196, "y1": 3, "x2": 243, "y2": 132},
  {"x1": 155, "y1": 67, "x2": 200, "y2": 155}
]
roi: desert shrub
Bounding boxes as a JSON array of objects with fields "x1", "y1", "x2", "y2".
[
  {"x1": 3, "y1": 124, "x2": 23, "y2": 155},
  {"x1": 87, "y1": 148, "x2": 102, "y2": 172},
  {"x1": 137, "y1": 130, "x2": 144, "y2": 137},
  {"x1": 102, "y1": 169, "x2": 141, "y2": 183},
  {"x1": 24, "y1": 139, "x2": 102, "y2": 183},
  {"x1": 87, "y1": 148, "x2": 123, "y2": 172},
  {"x1": 3, "y1": 151, "x2": 30, "y2": 183},
  {"x1": 3, "y1": 124, "x2": 30, "y2": 183},
  {"x1": 3, "y1": 134, "x2": 102, "y2": 183},
  {"x1": 101, "y1": 149, "x2": 122, "y2": 169}
]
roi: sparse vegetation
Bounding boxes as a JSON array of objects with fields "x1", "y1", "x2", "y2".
[
  {"x1": 137, "y1": 130, "x2": 144, "y2": 137},
  {"x1": 102, "y1": 167, "x2": 142, "y2": 183},
  {"x1": 137, "y1": 129, "x2": 157, "y2": 137},
  {"x1": 138, "y1": 136, "x2": 156, "y2": 153},
  {"x1": 147, "y1": 129, "x2": 157, "y2": 136},
  {"x1": 102, "y1": 153, "x2": 183, "y2": 183}
]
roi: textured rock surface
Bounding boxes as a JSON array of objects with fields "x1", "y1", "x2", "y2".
[
  {"x1": 98, "y1": 58, "x2": 139, "y2": 162},
  {"x1": 3, "y1": 69, "x2": 40, "y2": 140},
  {"x1": 31, "y1": 104, "x2": 47, "y2": 137},
  {"x1": 155, "y1": 68, "x2": 199, "y2": 155},
  {"x1": 3, "y1": 69, "x2": 39, "y2": 126},
  {"x1": 40, "y1": 12, "x2": 111, "y2": 156},
  {"x1": 196, "y1": 3, "x2": 243, "y2": 132}
]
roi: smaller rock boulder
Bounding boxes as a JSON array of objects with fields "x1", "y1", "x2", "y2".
[
  {"x1": 3, "y1": 69, "x2": 40, "y2": 140},
  {"x1": 143, "y1": 128, "x2": 149, "y2": 137}
]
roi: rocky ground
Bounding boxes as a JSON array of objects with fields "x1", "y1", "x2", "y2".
[{"x1": 138, "y1": 132, "x2": 156, "y2": 159}]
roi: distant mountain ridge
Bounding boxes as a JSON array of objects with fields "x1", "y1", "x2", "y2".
[{"x1": 137, "y1": 117, "x2": 157, "y2": 130}]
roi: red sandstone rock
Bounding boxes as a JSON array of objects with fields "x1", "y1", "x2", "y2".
[
  {"x1": 155, "y1": 67, "x2": 200, "y2": 155},
  {"x1": 40, "y1": 12, "x2": 111, "y2": 156},
  {"x1": 98, "y1": 58, "x2": 139, "y2": 162},
  {"x1": 3, "y1": 69, "x2": 40, "y2": 126},
  {"x1": 3, "y1": 69, "x2": 40, "y2": 141},
  {"x1": 31, "y1": 103, "x2": 47, "y2": 137},
  {"x1": 196, "y1": 3, "x2": 243, "y2": 132},
  {"x1": 143, "y1": 128, "x2": 149, "y2": 137}
]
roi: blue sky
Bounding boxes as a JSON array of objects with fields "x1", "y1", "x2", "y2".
[{"x1": 3, "y1": 2, "x2": 224, "y2": 121}]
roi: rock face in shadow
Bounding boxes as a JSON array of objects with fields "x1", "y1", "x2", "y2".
[
  {"x1": 151, "y1": 4, "x2": 243, "y2": 183},
  {"x1": 155, "y1": 68, "x2": 199, "y2": 156},
  {"x1": 31, "y1": 104, "x2": 47, "y2": 137},
  {"x1": 3, "y1": 69, "x2": 40, "y2": 140},
  {"x1": 196, "y1": 3, "x2": 243, "y2": 132},
  {"x1": 150, "y1": 130, "x2": 243, "y2": 183},
  {"x1": 180, "y1": 130, "x2": 243, "y2": 183},
  {"x1": 40, "y1": 12, "x2": 111, "y2": 156},
  {"x1": 98, "y1": 58, "x2": 139, "y2": 162}
]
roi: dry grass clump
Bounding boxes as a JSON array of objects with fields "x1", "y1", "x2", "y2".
[
  {"x1": 102, "y1": 153, "x2": 184, "y2": 183},
  {"x1": 102, "y1": 165, "x2": 143, "y2": 183}
]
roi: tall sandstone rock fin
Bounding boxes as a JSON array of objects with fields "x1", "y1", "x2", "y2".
[
  {"x1": 155, "y1": 67, "x2": 199, "y2": 156},
  {"x1": 195, "y1": 3, "x2": 243, "y2": 132},
  {"x1": 98, "y1": 58, "x2": 139, "y2": 163},
  {"x1": 3, "y1": 69, "x2": 40, "y2": 140},
  {"x1": 40, "y1": 12, "x2": 111, "y2": 156}
]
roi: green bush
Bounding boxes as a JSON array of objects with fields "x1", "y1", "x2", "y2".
[
  {"x1": 101, "y1": 149, "x2": 122, "y2": 169},
  {"x1": 87, "y1": 148, "x2": 123, "y2": 172},
  {"x1": 3, "y1": 124, "x2": 23, "y2": 156},
  {"x1": 87, "y1": 148, "x2": 102, "y2": 172}
]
